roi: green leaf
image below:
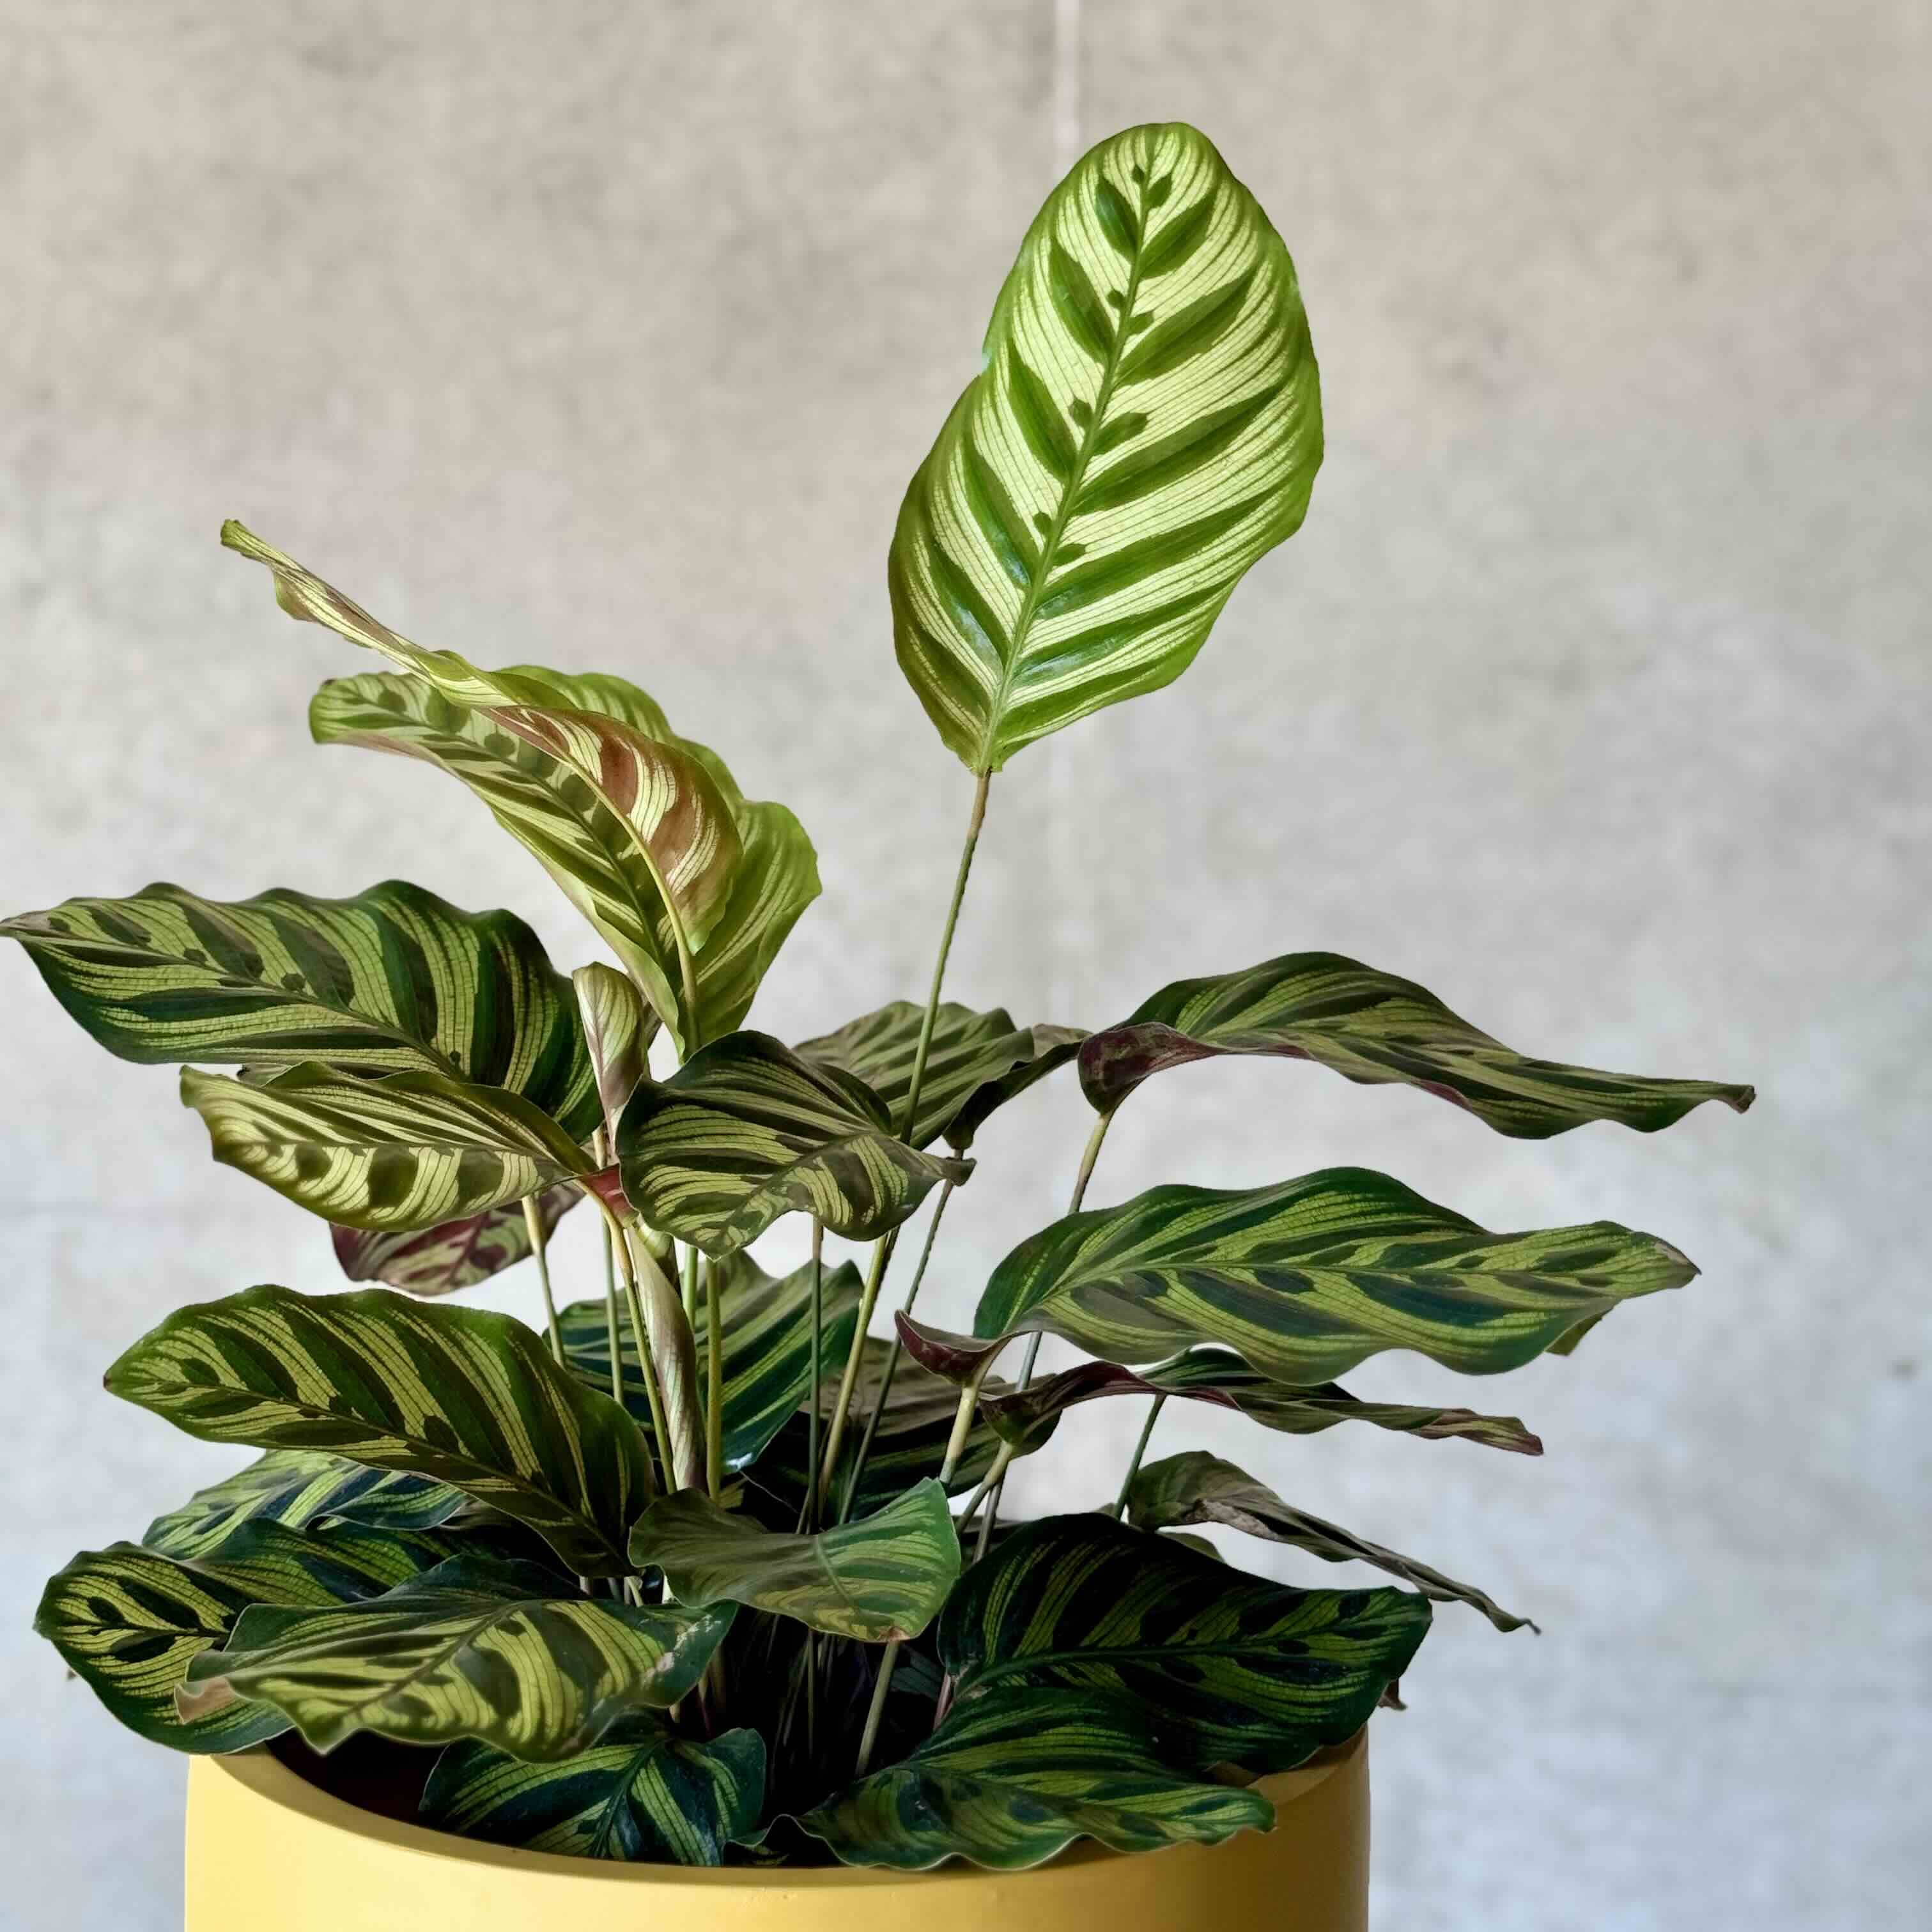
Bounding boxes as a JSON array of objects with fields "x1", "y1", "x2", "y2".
[
  {"x1": 0, "y1": 880, "x2": 601, "y2": 1136},
  {"x1": 571, "y1": 963, "x2": 649, "y2": 1140},
  {"x1": 1079, "y1": 950, "x2": 1754, "y2": 1134},
  {"x1": 1127, "y1": 1451, "x2": 1534, "y2": 1632},
  {"x1": 968, "y1": 1168, "x2": 1698, "y2": 1385},
  {"x1": 182, "y1": 1556, "x2": 732, "y2": 1758},
  {"x1": 107, "y1": 1285, "x2": 655, "y2": 1575},
  {"x1": 615, "y1": 1031, "x2": 971, "y2": 1256},
  {"x1": 331, "y1": 1180, "x2": 582, "y2": 1297},
  {"x1": 940, "y1": 1515, "x2": 1428, "y2": 1775},
  {"x1": 796, "y1": 1001, "x2": 1086, "y2": 1148},
  {"x1": 628, "y1": 1481, "x2": 961, "y2": 1642},
  {"x1": 559, "y1": 1249, "x2": 862, "y2": 1472},
  {"x1": 421, "y1": 1717, "x2": 766, "y2": 1864},
  {"x1": 794, "y1": 1687, "x2": 1272, "y2": 1871},
  {"x1": 180, "y1": 1062, "x2": 594, "y2": 1232},
  {"x1": 891, "y1": 123, "x2": 1321, "y2": 773}
]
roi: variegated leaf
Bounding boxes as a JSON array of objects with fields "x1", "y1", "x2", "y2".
[
  {"x1": 940, "y1": 1514, "x2": 1428, "y2": 1775},
  {"x1": 615, "y1": 1031, "x2": 971, "y2": 1256},
  {"x1": 180, "y1": 1062, "x2": 594, "y2": 1232},
  {"x1": 107, "y1": 1285, "x2": 654, "y2": 1575},
  {"x1": 795, "y1": 1687, "x2": 1271, "y2": 1871},
  {"x1": 572, "y1": 963, "x2": 649, "y2": 1139},
  {"x1": 968, "y1": 1167, "x2": 1697, "y2": 1386},
  {"x1": 892, "y1": 122, "x2": 1321, "y2": 773},
  {"x1": 421, "y1": 1717, "x2": 766, "y2": 1864},
  {"x1": 629, "y1": 1481, "x2": 959, "y2": 1642},
  {"x1": 331, "y1": 1180, "x2": 581, "y2": 1297},
  {"x1": 0, "y1": 880, "x2": 601, "y2": 1134},
  {"x1": 796, "y1": 1001, "x2": 1086, "y2": 1148},
  {"x1": 182, "y1": 1556, "x2": 732, "y2": 1758},
  {"x1": 1127, "y1": 1451, "x2": 1533, "y2": 1632},
  {"x1": 1079, "y1": 950, "x2": 1755, "y2": 1134}
]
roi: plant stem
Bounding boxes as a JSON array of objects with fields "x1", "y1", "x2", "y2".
[
  {"x1": 1109, "y1": 1395, "x2": 1167, "y2": 1520},
  {"x1": 522, "y1": 1196, "x2": 565, "y2": 1366},
  {"x1": 798, "y1": 1219, "x2": 826, "y2": 1533},
  {"x1": 704, "y1": 1255, "x2": 723, "y2": 1499},
  {"x1": 592, "y1": 1196, "x2": 678, "y2": 1487},
  {"x1": 815, "y1": 771, "x2": 991, "y2": 1511},
  {"x1": 592, "y1": 1133, "x2": 627, "y2": 1417},
  {"x1": 682, "y1": 1243, "x2": 700, "y2": 1328}
]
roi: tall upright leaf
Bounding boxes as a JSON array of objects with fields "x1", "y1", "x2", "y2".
[
  {"x1": 572, "y1": 963, "x2": 649, "y2": 1139},
  {"x1": 330, "y1": 1182, "x2": 582, "y2": 1297},
  {"x1": 1079, "y1": 950, "x2": 1755, "y2": 1132},
  {"x1": 892, "y1": 122, "x2": 1321, "y2": 772}
]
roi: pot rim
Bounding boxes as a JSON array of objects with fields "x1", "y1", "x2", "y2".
[{"x1": 196, "y1": 1727, "x2": 1362, "y2": 1893}]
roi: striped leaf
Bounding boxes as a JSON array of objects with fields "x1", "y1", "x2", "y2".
[
  {"x1": 144, "y1": 1449, "x2": 465, "y2": 1561},
  {"x1": 939, "y1": 1514, "x2": 1428, "y2": 1775},
  {"x1": 107, "y1": 1285, "x2": 655, "y2": 1574},
  {"x1": 796, "y1": 1687, "x2": 1271, "y2": 1871},
  {"x1": 968, "y1": 1168, "x2": 1698, "y2": 1386},
  {"x1": 0, "y1": 880, "x2": 600, "y2": 1133},
  {"x1": 331, "y1": 1180, "x2": 581, "y2": 1298},
  {"x1": 1127, "y1": 1451, "x2": 1533, "y2": 1632},
  {"x1": 421, "y1": 1717, "x2": 766, "y2": 1865},
  {"x1": 1079, "y1": 950, "x2": 1754, "y2": 1133},
  {"x1": 182, "y1": 1556, "x2": 732, "y2": 1758},
  {"x1": 796, "y1": 1001, "x2": 1086, "y2": 1148},
  {"x1": 181, "y1": 1063, "x2": 594, "y2": 1232},
  {"x1": 891, "y1": 123, "x2": 1321, "y2": 773},
  {"x1": 558, "y1": 1249, "x2": 863, "y2": 1472},
  {"x1": 572, "y1": 963, "x2": 649, "y2": 1139},
  {"x1": 615, "y1": 1032, "x2": 971, "y2": 1256},
  {"x1": 628, "y1": 1481, "x2": 960, "y2": 1642}
]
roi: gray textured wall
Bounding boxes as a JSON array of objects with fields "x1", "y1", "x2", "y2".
[{"x1": 3, "y1": 4, "x2": 1926, "y2": 1927}]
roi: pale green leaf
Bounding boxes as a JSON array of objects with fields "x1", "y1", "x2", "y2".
[{"x1": 572, "y1": 963, "x2": 649, "y2": 1140}]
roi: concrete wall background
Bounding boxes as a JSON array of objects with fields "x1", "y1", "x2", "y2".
[{"x1": 3, "y1": 3, "x2": 1925, "y2": 1926}]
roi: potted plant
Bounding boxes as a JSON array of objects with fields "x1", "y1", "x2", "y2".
[{"x1": 16, "y1": 123, "x2": 1750, "y2": 1930}]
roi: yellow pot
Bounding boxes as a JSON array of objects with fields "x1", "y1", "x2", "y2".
[{"x1": 185, "y1": 1728, "x2": 1368, "y2": 1930}]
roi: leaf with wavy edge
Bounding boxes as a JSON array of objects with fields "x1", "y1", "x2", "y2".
[
  {"x1": 940, "y1": 1514, "x2": 1428, "y2": 1776},
  {"x1": 963, "y1": 1167, "x2": 1696, "y2": 1386},
  {"x1": 107, "y1": 1285, "x2": 654, "y2": 1575},
  {"x1": 629, "y1": 1481, "x2": 959, "y2": 1643},
  {"x1": 1127, "y1": 1451, "x2": 1534, "y2": 1632},
  {"x1": 331, "y1": 1180, "x2": 581, "y2": 1298},
  {"x1": 796, "y1": 1001, "x2": 1086, "y2": 1149},
  {"x1": 795, "y1": 1687, "x2": 1271, "y2": 1871},
  {"x1": 422, "y1": 1717, "x2": 766, "y2": 1864},
  {"x1": 1079, "y1": 950, "x2": 1754, "y2": 1133},
  {"x1": 892, "y1": 123, "x2": 1322, "y2": 773},
  {"x1": 0, "y1": 879, "x2": 600, "y2": 1134},
  {"x1": 182, "y1": 1556, "x2": 732, "y2": 1758},
  {"x1": 616, "y1": 1031, "x2": 971, "y2": 1257}
]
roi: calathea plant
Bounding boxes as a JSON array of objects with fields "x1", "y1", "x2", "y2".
[{"x1": 17, "y1": 123, "x2": 1750, "y2": 1874}]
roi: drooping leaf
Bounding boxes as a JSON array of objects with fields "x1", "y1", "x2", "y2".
[
  {"x1": 180, "y1": 1062, "x2": 595, "y2": 1231},
  {"x1": 558, "y1": 1249, "x2": 863, "y2": 1472},
  {"x1": 967, "y1": 1168, "x2": 1697, "y2": 1386},
  {"x1": 0, "y1": 879, "x2": 601, "y2": 1135},
  {"x1": 331, "y1": 1180, "x2": 581, "y2": 1297},
  {"x1": 940, "y1": 1514, "x2": 1428, "y2": 1775},
  {"x1": 794, "y1": 1687, "x2": 1272, "y2": 1871},
  {"x1": 615, "y1": 1031, "x2": 971, "y2": 1256},
  {"x1": 571, "y1": 963, "x2": 650, "y2": 1140},
  {"x1": 1127, "y1": 1451, "x2": 1534, "y2": 1632},
  {"x1": 796, "y1": 1001, "x2": 1086, "y2": 1148},
  {"x1": 421, "y1": 1717, "x2": 766, "y2": 1864},
  {"x1": 181, "y1": 1555, "x2": 732, "y2": 1758},
  {"x1": 1078, "y1": 950, "x2": 1755, "y2": 1133},
  {"x1": 892, "y1": 123, "x2": 1322, "y2": 773},
  {"x1": 107, "y1": 1285, "x2": 655, "y2": 1575},
  {"x1": 628, "y1": 1481, "x2": 960, "y2": 1642}
]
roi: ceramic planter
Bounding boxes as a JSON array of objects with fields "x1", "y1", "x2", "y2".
[{"x1": 184, "y1": 1727, "x2": 1368, "y2": 1930}]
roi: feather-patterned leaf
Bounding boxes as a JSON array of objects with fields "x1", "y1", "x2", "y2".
[
  {"x1": 892, "y1": 122, "x2": 1321, "y2": 772},
  {"x1": 1127, "y1": 1451, "x2": 1533, "y2": 1632},
  {"x1": 421, "y1": 1717, "x2": 766, "y2": 1865},
  {"x1": 180, "y1": 1062, "x2": 594, "y2": 1232},
  {"x1": 1079, "y1": 950, "x2": 1754, "y2": 1134},
  {"x1": 794, "y1": 1688, "x2": 1271, "y2": 1871},
  {"x1": 571, "y1": 964, "x2": 648, "y2": 1140},
  {"x1": 106, "y1": 1285, "x2": 654, "y2": 1575},
  {"x1": 615, "y1": 1031, "x2": 971, "y2": 1256},
  {"x1": 628, "y1": 1481, "x2": 960, "y2": 1642},
  {"x1": 181, "y1": 1556, "x2": 732, "y2": 1759},
  {"x1": 330, "y1": 1181, "x2": 581, "y2": 1297},
  {"x1": 0, "y1": 879, "x2": 600, "y2": 1134},
  {"x1": 939, "y1": 1514, "x2": 1428, "y2": 1775},
  {"x1": 966, "y1": 1168, "x2": 1697, "y2": 1386}
]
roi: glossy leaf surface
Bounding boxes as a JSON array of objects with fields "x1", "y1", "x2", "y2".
[{"x1": 331, "y1": 1181, "x2": 581, "y2": 1297}]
